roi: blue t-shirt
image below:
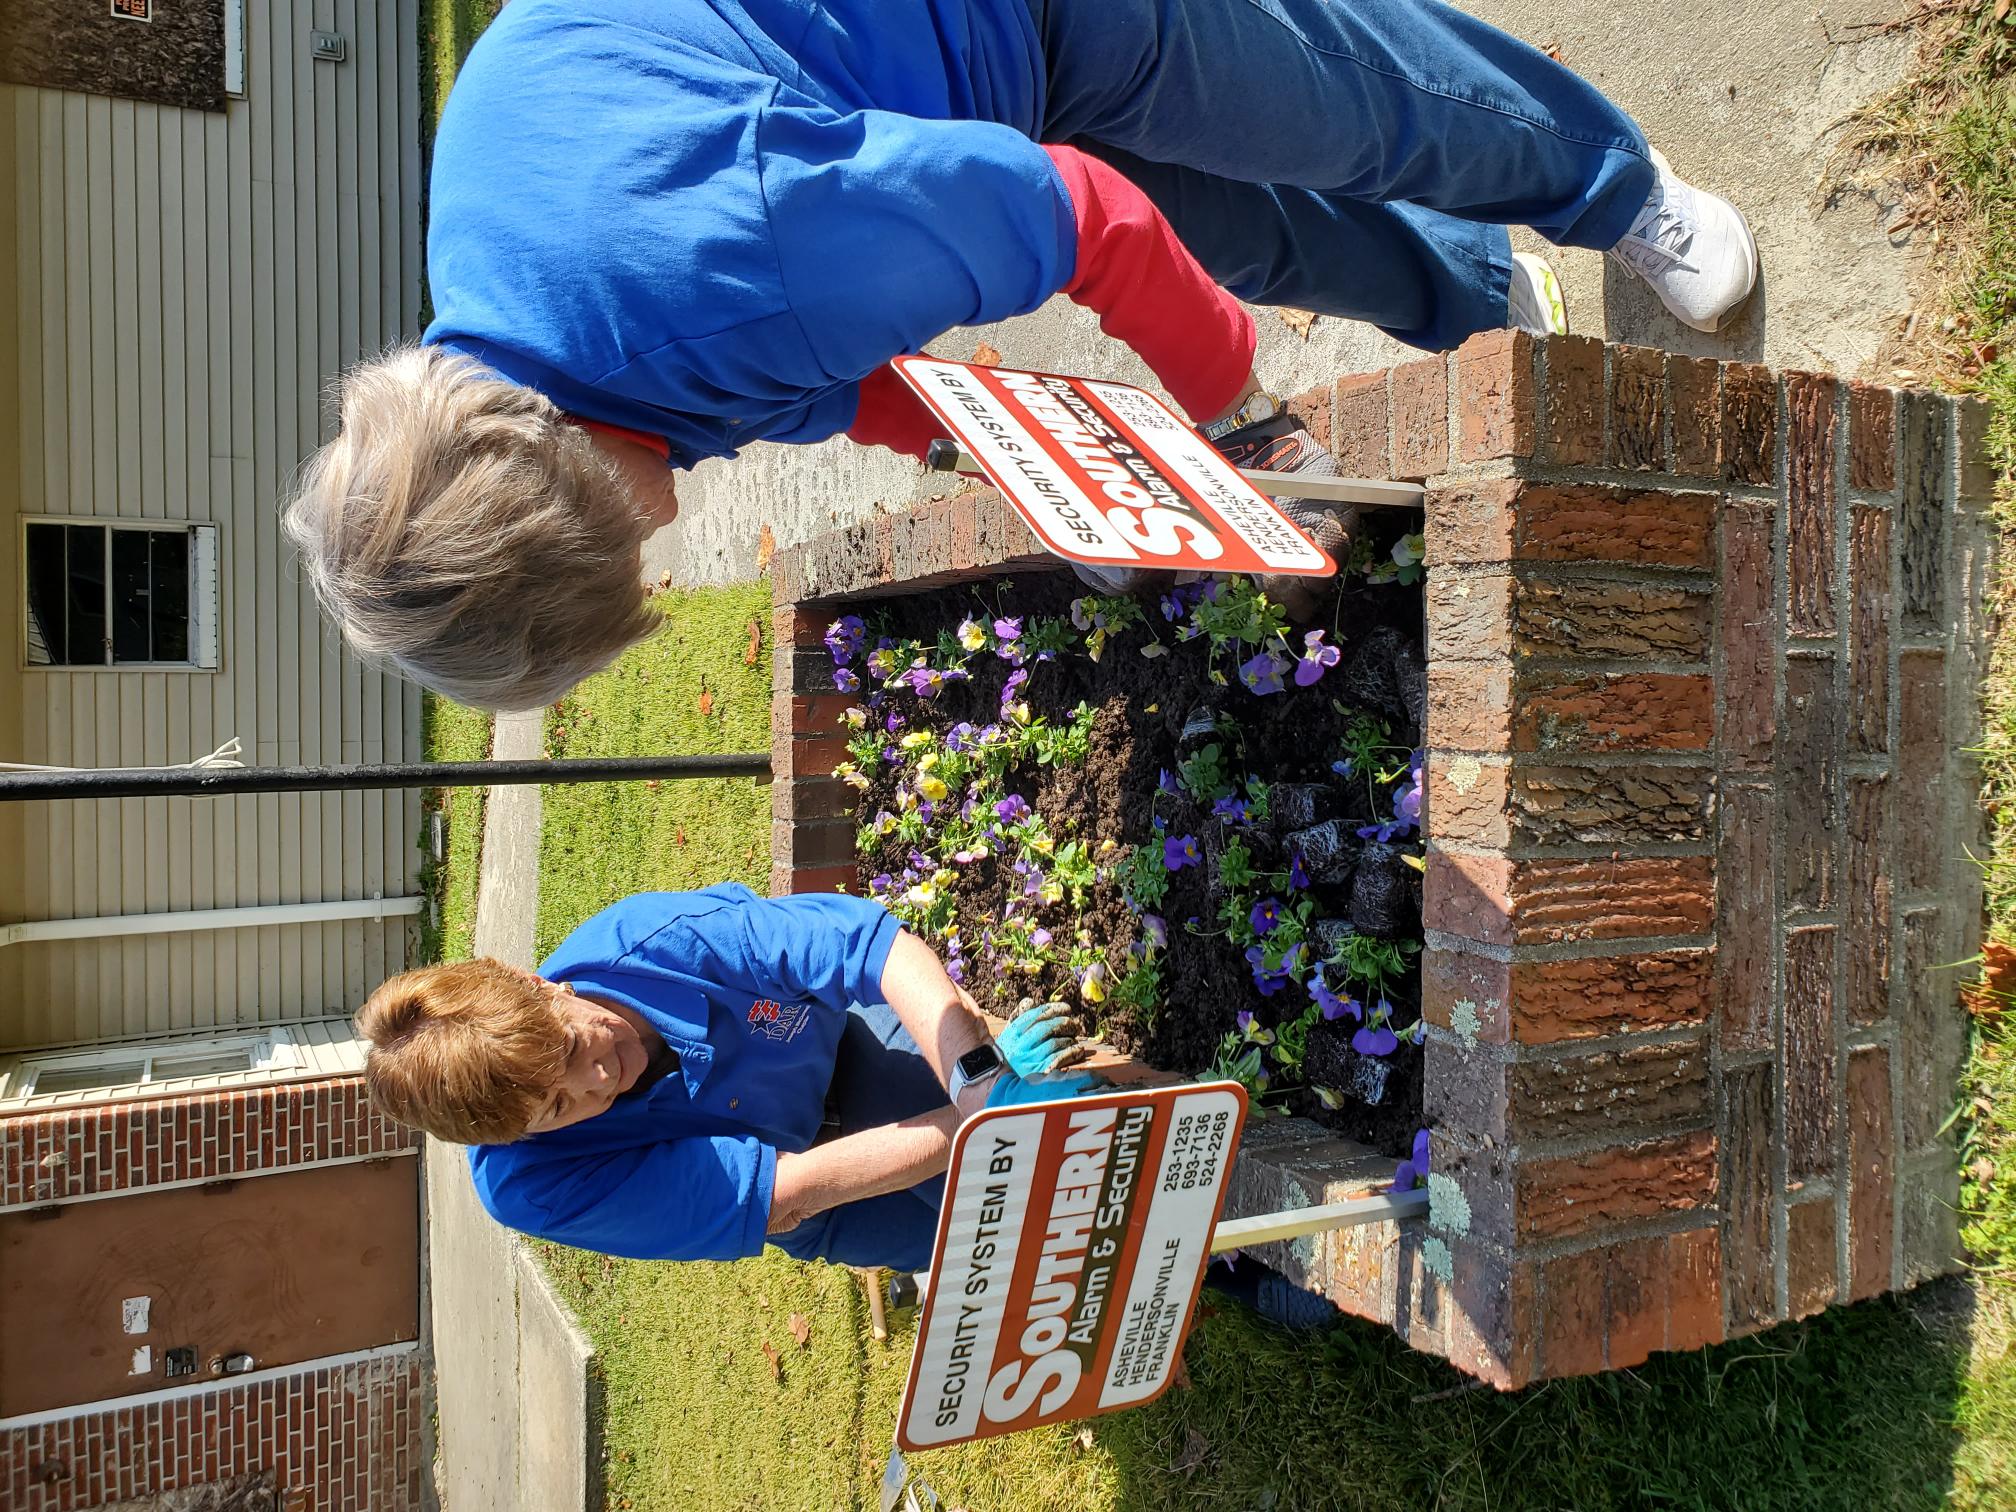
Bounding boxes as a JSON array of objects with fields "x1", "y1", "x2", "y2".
[
  {"x1": 423, "y1": 0, "x2": 1072, "y2": 466},
  {"x1": 467, "y1": 885, "x2": 903, "y2": 1261}
]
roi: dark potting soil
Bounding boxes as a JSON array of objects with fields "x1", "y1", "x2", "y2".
[{"x1": 850, "y1": 569, "x2": 1427, "y2": 1155}]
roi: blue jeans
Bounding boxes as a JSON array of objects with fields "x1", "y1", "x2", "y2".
[
  {"x1": 767, "y1": 1002, "x2": 948, "y2": 1272},
  {"x1": 1030, "y1": 0, "x2": 1656, "y2": 350}
]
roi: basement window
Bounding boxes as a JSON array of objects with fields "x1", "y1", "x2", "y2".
[
  {"x1": 0, "y1": 1029, "x2": 306, "y2": 1108},
  {"x1": 22, "y1": 520, "x2": 220, "y2": 670}
]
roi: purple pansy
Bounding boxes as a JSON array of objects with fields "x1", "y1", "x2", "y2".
[
  {"x1": 1245, "y1": 945, "x2": 1296, "y2": 997},
  {"x1": 1390, "y1": 1128, "x2": 1432, "y2": 1193},
  {"x1": 1163, "y1": 834, "x2": 1201, "y2": 871},
  {"x1": 884, "y1": 710, "x2": 906, "y2": 734},
  {"x1": 1289, "y1": 852, "x2": 1311, "y2": 891},
  {"x1": 1239, "y1": 649, "x2": 1288, "y2": 696},
  {"x1": 1294, "y1": 629, "x2": 1342, "y2": 687},
  {"x1": 833, "y1": 666, "x2": 860, "y2": 693},
  {"x1": 1309, "y1": 969, "x2": 1359, "y2": 1022},
  {"x1": 901, "y1": 664, "x2": 948, "y2": 699},
  {"x1": 1140, "y1": 914, "x2": 1169, "y2": 950},
  {"x1": 994, "y1": 794, "x2": 1031, "y2": 825},
  {"x1": 1000, "y1": 666, "x2": 1030, "y2": 716},
  {"x1": 1212, "y1": 794, "x2": 1249, "y2": 824},
  {"x1": 865, "y1": 647, "x2": 899, "y2": 679},
  {"x1": 824, "y1": 615, "x2": 866, "y2": 663},
  {"x1": 1358, "y1": 759, "x2": 1425, "y2": 842},
  {"x1": 1353, "y1": 1024, "x2": 1400, "y2": 1057},
  {"x1": 1249, "y1": 897, "x2": 1282, "y2": 936},
  {"x1": 1030, "y1": 927, "x2": 1053, "y2": 949},
  {"x1": 1158, "y1": 768, "x2": 1182, "y2": 798}
]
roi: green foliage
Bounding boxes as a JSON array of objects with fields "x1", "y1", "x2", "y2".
[
  {"x1": 1189, "y1": 574, "x2": 1288, "y2": 654},
  {"x1": 1178, "y1": 742, "x2": 1234, "y2": 802},
  {"x1": 1032, "y1": 700, "x2": 1098, "y2": 767},
  {"x1": 1119, "y1": 841, "x2": 1170, "y2": 911},
  {"x1": 1217, "y1": 836, "x2": 1256, "y2": 890},
  {"x1": 1205, "y1": 1031, "x2": 1269, "y2": 1100},
  {"x1": 1051, "y1": 839, "x2": 1098, "y2": 909}
]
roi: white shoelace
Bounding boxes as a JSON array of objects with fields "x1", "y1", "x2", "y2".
[{"x1": 1611, "y1": 181, "x2": 1700, "y2": 278}]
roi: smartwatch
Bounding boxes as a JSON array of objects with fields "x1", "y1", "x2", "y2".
[{"x1": 949, "y1": 1042, "x2": 1005, "y2": 1100}]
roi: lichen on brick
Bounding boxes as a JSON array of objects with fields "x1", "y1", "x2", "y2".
[
  {"x1": 1423, "y1": 1234, "x2": 1454, "y2": 1283},
  {"x1": 1429, "y1": 1171, "x2": 1472, "y2": 1235},
  {"x1": 1451, "y1": 998, "x2": 1483, "y2": 1048},
  {"x1": 1447, "y1": 754, "x2": 1483, "y2": 794}
]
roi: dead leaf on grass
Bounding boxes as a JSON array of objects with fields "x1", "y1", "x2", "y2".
[
  {"x1": 1173, "y1": 1428, "x2": 1212, "y2": 1476},
  {"x1": 1997, "y1": 0, "x2": 2011, "y2": 23},
  {"x1": 675, "y1": 826, "x2": 687, "y2": 847},
  {"x1": 744, "y1": 616, "x2": 763, "y2": 666},
  {"x1": 789, "y1": 1312, "x2": 812, "y2": 1348},
  {"x1": 756, "y1": 522, "x2": 777, "y2": 572},
  {"x1": 698, "y1": 685, "x2": 715, "y2": 717},
  {"x1": 1171, "y1": 1355, "x2": 1194, "y2": 1392},
  {"x1": 1277, "y1": 308, "x2": 1317, "y2": 340},
  {"x1": 972, "y1": 341, "x2": 1003, "y2": 367},
  {"x1": 658, "y1": 570, "x2": 673, "y2": 589},
  {"x1": 1073, "y1": 1425, "x2": 1095, "y2": 1451},
  {"x1": 760, "y1": 1340, "x2": 783, "y2": 1380},
  {"x1": 1964, "y1": 939, "x2": 2016, "y2": 1017}
]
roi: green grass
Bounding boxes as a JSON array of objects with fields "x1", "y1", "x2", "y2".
[
  {"x1": 535, "y1": 585, "x2": 774, "y2": 958},
  {"x1": 419, "y1": 694, "x2": 490, "y2": 964}
]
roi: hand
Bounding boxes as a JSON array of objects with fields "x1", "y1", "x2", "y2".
[
  {"x1": 995, "y1": 1002, "x2": 1083, "y2": 1077},
  {"x1": 984, "y1": 1067, "x2": 1103, "y2": 1108}
]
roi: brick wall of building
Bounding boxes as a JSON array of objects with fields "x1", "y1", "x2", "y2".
[
  {"x1": 0, "y1": 1080, "x2": 425, "y2": 1511},
  {"x1": 768, "y1": 334, "x2": 1997, "y2": 1388}
]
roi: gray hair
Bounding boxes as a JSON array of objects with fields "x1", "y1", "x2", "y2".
[{"x1": 284, "y1": 344, "x2": 659, "y2": 710}]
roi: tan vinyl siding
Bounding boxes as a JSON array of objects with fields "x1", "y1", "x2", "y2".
[{"x1": 1, "y1": 1, "x2": 427, "y2": 1052}]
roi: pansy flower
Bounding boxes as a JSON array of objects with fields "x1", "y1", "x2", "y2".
[
  {"x1": 833, "y1": 666, "x2": 860, "y2": 693},
  {"x1": 1235, "y1": 1010, "x2": 1275, "y2": 1046},
  {"x1": 823, "y1": 615, "x2": 865, "y2": 663},
  {"x1": 1140, "y1": 914, "x2": 1169, "y2": 951},
  {"x1": 1163, "y1": 834, "x2": 1201, "y2": 871},
  {"x1": 1309, "y1": 969, "x2": 1359, "y2": 1022},
  {"x1": 994, "y1": 794, "x2": 1031, "y2": 825},
  {"x1": 1238, "y1": 649, "x2": 1288, "y2": 696},
  {"x1": 957, "y1": 618, "x2": 987, "y2": 651},
  {"x1": 1289, "y1": 852, "x2": 1311, "y2": 891},
  {"x1": 1249, "y1": 897, "x2": 1282, "y2": 936},
  {"x1": 1295, "y1": 629, "x2": 1341, "y2": 687},
  {"x1": 1390, "y1": 1127, "x2": 1433, "y2": 1193},
  {"x1": 1212, "y1": 794, "x2": 1249, "y2": 824}
]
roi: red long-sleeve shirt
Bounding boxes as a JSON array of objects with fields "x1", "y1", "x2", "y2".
[{"x1": 845, "y1": 146, "x2": 1255, "y2": 461}]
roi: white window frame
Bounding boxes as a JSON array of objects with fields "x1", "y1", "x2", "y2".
[
  {"x1": 20, "y1": 517, "x2": 220, "y2": 672},
  {"x1": 0, "y1": 1028, "x2": 306, "y2": 1108}
]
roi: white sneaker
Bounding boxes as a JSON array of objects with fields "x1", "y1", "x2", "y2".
[
  {"x1": 1608, "y1": 148, "x2": 1758, "y2": 333},
  {"x1": 1508, "y1": 252, "x2": 1569, "y2": 336}
]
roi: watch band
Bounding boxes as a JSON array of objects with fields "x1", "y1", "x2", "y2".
[
  {"x1": 949, "y1": 1043, "x2": 1005, "y2": 1100},
  {"x1": 1200, "y1": 390, "x2": 1281, "y2": 443}
]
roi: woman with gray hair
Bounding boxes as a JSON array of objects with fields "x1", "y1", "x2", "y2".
[{"x1": 286, "y1": 0, "x2": 1756, "y2": 710}]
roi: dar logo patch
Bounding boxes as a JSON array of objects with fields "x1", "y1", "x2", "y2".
[{"x1": 745, "y1": 998, "x2": 811, "y2": 1044}]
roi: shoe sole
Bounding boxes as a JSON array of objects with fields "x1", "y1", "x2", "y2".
[{"x1": 1510, "y1": 253, "x2": 1570, "y2": 336}]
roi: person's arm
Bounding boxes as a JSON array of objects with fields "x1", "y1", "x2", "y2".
[
  {"x1": 877, "y1": 928, "x2": 1003, "y2": 1117},
  {"x1": 767, "y1": 1105, "x2": 961, "y2": 1234}
]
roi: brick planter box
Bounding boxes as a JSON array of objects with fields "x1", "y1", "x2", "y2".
[{"x1": 770, "y1": 334, "x2": 1996, "y2": 1388}]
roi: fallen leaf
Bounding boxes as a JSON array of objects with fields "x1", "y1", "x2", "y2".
[
  {"x1": 698, "y1": 687, "x2": 715, "y2": 717},
  {"x1": 1173, "y1": 1428, "x2": 1212, "y2": 1476},
  {"x1": 675, "y1": 827, "x2": 687, "y2": 847},
  {"x1": 1965, "y1": 939, "x2": 2016, "y2": 1016},
  {"x1": 1969, "y1": 1157, "x2": 1996, "y2": 1185},
  {"x1": 789, "y1": 1313, "x2": 812, "y2": 1348},
  {"x1": 1139, "y1": 642, "x2": 1168, "y2": 659},
  {"x1": 1277, "y1": 308, "x2": 1317, "y2": 340},
  {"x1": 744, "y1": 616, "x2": 763, "y2": 666},
  {"x1": 760, "y1": 1340, "x2": 783, "y2": 1380},
  {"x1": 1542, "y1": 39, "x2": 1564, "y2": 61},
  {"x1": 756, "y1": 522, "x2": 777, "y2": 572},
  {"x1": 1998, "y1": 0, "x2": 2010, "y2": 22},
  {"x1": 658, "y1": 570, "x2": 673, "y2": 589},
  {"x1": 1171, "y1": 1355, "x2": 1194, "y2": 1392},
  {"x1": 1073, "y1": 1426, "x2": 1095, "y2": 1451},
  {"x1": 972, "y1": 341, "x2": 1003, "y2": 367}
]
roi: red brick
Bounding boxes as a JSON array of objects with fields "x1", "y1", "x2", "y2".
[
  {"x1": 1427, "y1": 753, "x2": 1508, "y2": 848},
  {"x1": 1721, "y1": 362, "x2": 1778, "y2": 485},
  {"x1": 1455, "y1": 328, "x2": 1536, "y2": 461},
  {"x1": 773, "y1": 773, "x2": 854, "y2": 823},
  {"x1": 1786, "y1": 1198, "x2": 1839, "y2": 1319},
  {"x1": 1722, "y1": 1063, "x2": 1778, "y2": 1333},
  {"x1": 1541, "y1": 1247, "x2": 1607, "y2": 1376},
  {"x1": 771, "y1": 545, "x2": 808, "y2": 605},
  {"x1": 1666, "y1": 1226, "x2": 1726, "y2": 1351},
  {"x1": 1784, "y1": 924, "x2": 1839, "y2": 1185},
  {"x1": 1718, "y1": 498, "x2": 1775, "y2": 766},
  {"x1": 1390, "y1": 357, "x2": 1450, "y2": 479},
  {"x1": 788, "y1": 692, "x2": 858, "y2": 732},
  {"x1": 1539, "y1": 333, "x2": 1605, "y2": 466},
  {"x1": 780, "y1": 862, "x2": 857, "y2": 896},
  {"x1": 1849, "y1": 505, "x2": 1892, "y2": 754},
  {"x1": 1511, "y1": 578, "x2": 1712, "y2": 662},
  {"x1": 1896, "y1": 652, "x2": 1947, "y2": 896},
  {"x1": 1899, "y1": 391, "x2": 1948, "y2": 632},
  {"x1": 1780, "y1": 654, "x2": 1840, "y2": 912},
  {"x1": 1517, "y1": 1128, "x2": 1717, "y2": 1242},
  {"x1": 1958, "y1": 395, "x2": 1996, "y2": 504},
  {"x1": 1899, "y1": 907, "x2": 1965, "y2": 1151},
  {"x1": 1331, "y1": 371, "x2": 1390, "y2": 476},
  {"x1": 1422, "y1": 945, "x2": 1512, "y2": 1042},
  {"x1": 1512, "y1": 672, "x2": 1713, "y2": 753},
  {"x1": 1443, "y1": 1246, "x2": 1541, "y2": 1390},
  {"x1": 1284, "y1": 381, "x2": 1335, "y2": 451},
  {"x1": 1429, "y1": 481, "x2": 1715, "y2": 570},
  {"x1": 1847, "y1": 778, "x2": 1892, "y2": 1026},
  {"x1": 1506, "y1": 950, "x2": 1712, "y2": 1043},
  {"x1": 1608, "y1": 344, "x2": 1666, "y2": 471},
  {"x1": 1506, "y1": 763, "x2": 1711, "y2": 848},
  {"x1": 1785, "y1": 371, "x2": 1840, "y2": 638},
  {"x1": 1426, "y1": 570, "x2": 1512, "y2": 662},
  {"x1": 1426, "y1": 662, "x2": 1512, "y2": 751},
  {"x1": 1431, "y1": 1035, "x2": 1710, "y2": 1145},
  {"x1": 773, "y1": 816, "x2": 855, "y2": 870},
  {"x1": 1847, "y1": 1046, "x2": 1897, "y2": 1301},
  {"x1": 1717, "y1": 781, "x2": 1775, "y2": 1052},
  {"x1": 1426, "y1": 850, "x2": 1714, "y2": 948},
  {"x1": 1849, "y1": 382, "x2": 1898, "y2": 492},
  {"x1": 1605, "y1": 1234, "x2": 1671, "y2": 1368},
  {"x1": 1668, "y1": 355, "x2": 1722, "y2": 477}
]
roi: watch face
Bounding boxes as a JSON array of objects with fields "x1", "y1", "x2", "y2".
[{"x1": 957, "y1": 1044, "x2": 1003, "y2": 1079}]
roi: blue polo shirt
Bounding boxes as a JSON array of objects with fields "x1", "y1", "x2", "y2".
[
  {"x1": 422, "y1": 0, "x2": 1072, "y2": 466},
  {"x1": 467, "y1": 885, "x2": 903, "y2": 1261}
]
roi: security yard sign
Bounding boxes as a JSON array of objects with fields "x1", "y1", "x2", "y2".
[
  {"x1": 893, "y1": 357, "x2": 1334, "y2": 580},
  {"x1": 895, "y1": 1082, "x2": 1247, "y2": 1452}
]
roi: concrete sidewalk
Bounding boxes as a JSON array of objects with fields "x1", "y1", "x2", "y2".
[
  {"x1": 425, "y1": 710, "x2": 603, "y2": 1512},
  {"x1": 645, "y1": 0, "x2": 1923, "y2": 591}
]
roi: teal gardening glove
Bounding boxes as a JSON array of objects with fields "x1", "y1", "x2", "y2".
[
  {"x1": 994, "y1": 1001, "x2": 1082, "y2": 1077},
  {"x1": 984, "y1": 1066, "x2": 1103, "y2": 1107}
]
